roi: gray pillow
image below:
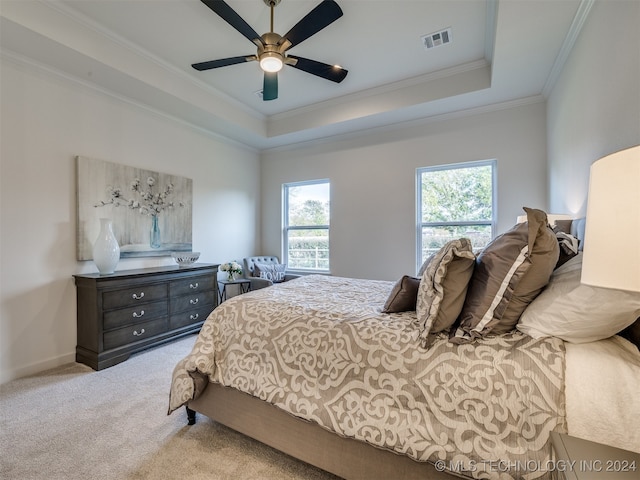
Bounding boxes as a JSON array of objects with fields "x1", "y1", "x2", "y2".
[
  {"x1": 253, "y1": 262, "x2": 287, "y2": 283},
  {"x1": 451, "y1": 208, "x2": 559, "y2": 343},
  {"x1": 416, "y1": 238, "x2": 476, "y2": 347}
]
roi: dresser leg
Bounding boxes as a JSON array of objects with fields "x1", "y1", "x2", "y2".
[{"x1": 186, "y1": 406, "x2": 196, "y2": 425}]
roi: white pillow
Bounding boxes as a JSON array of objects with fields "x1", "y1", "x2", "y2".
[{"x1": 517, "y1": 254, "x2": 640, "y2": 343}]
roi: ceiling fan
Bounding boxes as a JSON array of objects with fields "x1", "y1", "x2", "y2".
[{"x1": 192, "y1": 0, "x2": 349, "y2": 101}]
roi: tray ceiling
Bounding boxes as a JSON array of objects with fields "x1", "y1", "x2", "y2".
[{"x1": 0, "y1": 0, "x2": 587, "y2": 150}]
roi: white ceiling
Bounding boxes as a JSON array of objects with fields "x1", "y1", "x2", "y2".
[{"x1": 0, "y1": 0, "x2": 588, "y2": 150}]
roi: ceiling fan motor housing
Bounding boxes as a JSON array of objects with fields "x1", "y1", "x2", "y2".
[
  {"x1": 258, "y1": 32, "x2": 296, "y2": 72},
  {"x1": 258, "y1": 32, "x2": 283, "y2": 71}
]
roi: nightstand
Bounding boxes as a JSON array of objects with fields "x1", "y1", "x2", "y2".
[
  {"x1": 218, "y1": 278, "x2": 251, "y2": 303},
  {"x1": 550, "y1": 432, "x2": 639, "y2": 479}
]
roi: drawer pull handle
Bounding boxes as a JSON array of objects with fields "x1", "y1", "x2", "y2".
[
  {"x1": 133, "y1": 328, "x2": 145, "y2": 336},
  {"x1": 189, "y1": 283, "x2": 199, "y2": 289},
  {"x1": 190, "y1": 313, "x2": 199, "y2": 320},
  {"x1": 190, "y1": 298, "x2": 199, "y2": 305},
  {"x1": 132, "y1": 310, "x2": 145, "y2": 318},
  {"x1": 132, "y1": 292, "x2": 145, "y2": 300}
]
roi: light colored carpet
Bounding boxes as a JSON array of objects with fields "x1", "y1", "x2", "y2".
[{"x1": 0, "y1": 336, "x2": 340, "y2": 480}]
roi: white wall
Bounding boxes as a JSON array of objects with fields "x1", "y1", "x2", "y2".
[
  {"x1": 547, "y1": 0, "x2": 640, "y2": 215},
  {"x1": 261, "y1": 101, "x2": 548, "y2": 281},
  {"x1": 0, "y1": 57, "x2": 261, "y2": 383}
]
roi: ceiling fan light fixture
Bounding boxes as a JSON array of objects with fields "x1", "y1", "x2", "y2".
[{"x1": 259, "y1": 52, "x2": 284, "y2": 72}]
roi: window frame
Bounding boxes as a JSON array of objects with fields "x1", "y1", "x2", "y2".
[
  {"x1": 416, "y1": 159, "x2": 497, "y2": 272},
  {"x1": 282, "y1": 179, "x2": 331, "y2": 273}
]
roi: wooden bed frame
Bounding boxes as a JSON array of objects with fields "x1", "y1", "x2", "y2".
[{"x1": 186, "y1": 383, "x2": 463, "y2": 480}]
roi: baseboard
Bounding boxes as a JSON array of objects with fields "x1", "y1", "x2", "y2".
[{"x1": 0, "y1": 351, "x2": 77, "y2": 385}]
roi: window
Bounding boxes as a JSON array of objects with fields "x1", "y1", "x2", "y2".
[
  {"x1": 283, "y1": 180, "x2": 330, "y2": 272},
  {"x1": 417, "y1": 160, "x2": 496, "y2": 271}
]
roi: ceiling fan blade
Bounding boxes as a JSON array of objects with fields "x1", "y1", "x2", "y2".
[
  {"x1": 263, "y1": 72, "x2": 278, "y2": 101},
  {"x1": 192, "y1": 55, "x2": 255, "y2": 71},
  {"x1": 282, "y1": 0, "x2": 343, "y2": 49},
  {"x1": 287, "y1": 55, "x2": 348, "y2": 83},
  {"x1": 200, "y1": 0, "x2": 262, "y2": 45}
]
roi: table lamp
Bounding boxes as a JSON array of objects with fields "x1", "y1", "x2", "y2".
[{"x1": 581, "y1": 145, "x2": 640, "y2": 292}]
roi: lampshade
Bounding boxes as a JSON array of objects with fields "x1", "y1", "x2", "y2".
[
  {"x1": 581, "y1": 145, "x2": 640, "y2": 292},
  {"x1": 259, "y1": 53, "x2": 283, "y2": 73}
]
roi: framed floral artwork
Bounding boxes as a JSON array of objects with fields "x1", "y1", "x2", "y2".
[{"x1": 76, "y1": 156, "x2": 193, "y2": 260}]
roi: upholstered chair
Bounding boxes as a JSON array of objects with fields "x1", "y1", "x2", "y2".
[{"x1": 242, "y1": 256, "x2": 301, "y2": 290}]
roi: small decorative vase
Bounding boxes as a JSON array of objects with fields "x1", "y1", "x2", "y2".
[
  {"x1": 227, "y1": 272, "x2": 235, "y2": 281},
  {"x1": 93, "y1": 218, "x2": 120, "y2": 274},
  {"x1": 150, "y1": 215, "x2": 161, "y2": 249}
]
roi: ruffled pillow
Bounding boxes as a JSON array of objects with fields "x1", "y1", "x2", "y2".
[{"x1": 416, "y1": 238, "x2": 476, "y2": 347}]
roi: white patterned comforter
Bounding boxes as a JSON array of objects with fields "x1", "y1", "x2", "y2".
[{"x1": 169, "y1": 275, "x2": 566, "y2": 479}]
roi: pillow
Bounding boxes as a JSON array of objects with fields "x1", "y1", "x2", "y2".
[
  {"x1": 570, "y1": 217, "x2": 586, "y2": 250},
  {"x1": 417, "y1": 255, "x2": 432, "y2": 277},
  {"x1": 517, "y1": 253, "x2": 640, "y2": 343},
  {"x1": 416, "y1": 238, "x2": 476, "y2": 347},
  {"x1": 253, "y1": 262, "x2": 287, "y2": 283},
  {"x1": 451, "y1": 208, "x2": 559, "y2": 343},
  {"x1": 554, "y1": 231, "x2": 580, "y2": 269},
  {"x1": 553, "y1": 219, "x2": 573, "y2": 234},
  {"x1": 619, "y1": 318, "x2": 640, "y2": 351},
  {"x1": 382, "y1": 275, "x2": 420, "y2": 313}
]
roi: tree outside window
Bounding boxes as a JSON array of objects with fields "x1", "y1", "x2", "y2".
[
  {"x1": 417, "y1": 161, "x2": 495, "y2": 271},
  {"x1": 283, "y1": 180, "x2": 330, "y2": 271}
]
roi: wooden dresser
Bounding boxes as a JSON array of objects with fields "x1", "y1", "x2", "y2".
[{"x1": 73, "y1": 263, "x2": 218, "y2": 370}]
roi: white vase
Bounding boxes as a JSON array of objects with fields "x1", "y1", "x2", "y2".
[{"x1": 92, "y1": 218, "x2": 120, "y2": 274}]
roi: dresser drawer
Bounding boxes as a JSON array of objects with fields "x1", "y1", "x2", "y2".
[
  {"x1": 102, "y1": 283, "x2": 167, "y2": 310},
  {"x1": 170, "y1": 291, "x2": 214, "y2": 314},
  {"x1": 103, "y1": 301, "x2": 168, "y2": 331},
  {"x1": 169, "y1": 305, "x2": 213, "y2": 330},
  {"x1": 103, "y1": 317, "x2": 168, "y2": 350},
  {"x1": 169, "y1": 275, "x2": 215, "y2": 297}
]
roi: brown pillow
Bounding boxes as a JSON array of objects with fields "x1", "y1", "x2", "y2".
[
  {"x1": 382, "y1": 275, "x2": 420, "y2": 313},
  {"x1": 451, "y1": 208, "x2": 559, "y2": 343},
  {"x1": 416, "y1": 238, "x2": 476, "y2": 347}
]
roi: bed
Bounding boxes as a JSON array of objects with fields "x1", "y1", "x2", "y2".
[{"x1": 168, "y1": 213, "x2": 640, "y2": 480}]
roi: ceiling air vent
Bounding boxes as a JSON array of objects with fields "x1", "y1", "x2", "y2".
[{"x1": 421, "y1": 27, "x2": 452, "y2": 50}]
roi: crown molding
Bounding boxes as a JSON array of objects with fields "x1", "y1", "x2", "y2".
[
  {"x1": 542, "y1": 0, "x2": 595, "y2": 97},
  {"x1": 484, "y1": 0, "x2": 498, "y2": 63}
]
